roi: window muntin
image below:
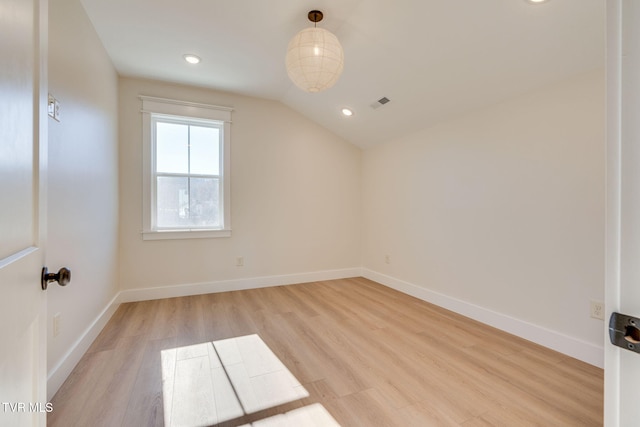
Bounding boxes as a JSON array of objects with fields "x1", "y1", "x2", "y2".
[
  {"x1": 140, "y1": 96, "x2": 232, "y2": 240},
  {"x1": 152, "y1": 117, "x2": 222, "y2": 230}
]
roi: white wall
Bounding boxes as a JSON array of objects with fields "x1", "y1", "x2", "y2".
[
  {"x1": 47, "y1": 0, "x2": 119, "y2": 397},
  {"x1": 118, "y1": 78, "x2": 362, "y2": 294},
  {"x1": 362, "y1": 70, "x2": 605, "y2": 363}
]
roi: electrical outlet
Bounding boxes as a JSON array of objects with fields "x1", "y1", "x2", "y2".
[
  {"x1": 385, "y1": 254, "x2": 391, "y2": 264},
  {"x1": 236, "y1": 256, "x2": 244, "y2": 267},
  {"x1": 590, "y1": 300, "x2": 604, "y2": 320},
  {"x1": 53, "y1": 313, "x2": 61, "y2": 337}
]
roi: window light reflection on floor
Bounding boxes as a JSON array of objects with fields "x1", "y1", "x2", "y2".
[
  {"x1": 161, "y1": 334, "x2": 339, "y2": 426},
  {"x1": 240, "y1": 403, "x2": 340, "y2": 427}
]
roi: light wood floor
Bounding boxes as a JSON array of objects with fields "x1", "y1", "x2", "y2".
[{"x1": 49, "y1": 277, "x2": 603, "y2": 426}]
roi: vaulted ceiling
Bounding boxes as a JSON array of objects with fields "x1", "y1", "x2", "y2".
[{"x1": 80, "y1": 0, "x2": 604, "y2": 148}]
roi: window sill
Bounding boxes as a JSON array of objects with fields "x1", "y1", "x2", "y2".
[{"x1": 142, "y1": 229, "x2": 231, "y2": 241}]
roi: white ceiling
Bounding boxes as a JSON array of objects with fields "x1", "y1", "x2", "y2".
[{"x1": 80, "y1": 0, "x2": 604, "y2": 148}]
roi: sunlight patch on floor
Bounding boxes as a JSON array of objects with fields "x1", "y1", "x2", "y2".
[
  {"x1": 161, "y1": 334, "x2": 338, "y2": 426},
  {"x1": 239, "y1": 403, "x2": 341, "y2": 427}
]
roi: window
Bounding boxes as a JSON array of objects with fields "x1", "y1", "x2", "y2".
[{"x1": 141, "y1": 96, "x2": 232, "y2": 240}]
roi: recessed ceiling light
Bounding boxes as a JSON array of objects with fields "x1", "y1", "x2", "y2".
[
  {"x1": 526, "y1": 0, "x2": 549, "y2": 3},
  {"x1": 341, "y1": 108, "x2": 354, "y2": 117},
  {"x1": 183, "y1": 54, "x2": 201, "y2": 64}
]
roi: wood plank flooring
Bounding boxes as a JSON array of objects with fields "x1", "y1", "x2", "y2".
[{"x1": 48, "y1": 277, "x2": 603, "y2": 426}]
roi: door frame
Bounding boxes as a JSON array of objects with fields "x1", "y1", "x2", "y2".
[
  {"x1": 604, "y1": 1, "x2": 621, "y2": 425},
  {"x1": 604, "y1": 0, "x2": 640, "y2": 425}
]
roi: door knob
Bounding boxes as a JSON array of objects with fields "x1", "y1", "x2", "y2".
[
  {"x1": 609, "y1": 312, "x2": 640, "y2": 354},
  {"x1": 41, "y1": 267, "x2": 71, "y2": 290}
]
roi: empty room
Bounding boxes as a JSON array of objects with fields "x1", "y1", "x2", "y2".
[{"x1": 2, "y1": 0, "x2": 638, "y2": 426}]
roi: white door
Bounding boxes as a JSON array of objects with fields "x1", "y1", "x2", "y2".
[
  {"x1": 605, "y1": 1, "x2": 640, "y2": 425},
  {"x1": 0, "y1": 0, "x2": 48, "y2": 425}
]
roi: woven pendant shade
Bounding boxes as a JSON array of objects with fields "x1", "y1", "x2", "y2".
[{"x1": 285, "y1": 26, "x2": 344, "y2": 93}]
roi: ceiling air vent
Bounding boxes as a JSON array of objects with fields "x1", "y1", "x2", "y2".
[{"x1": 370, "y1": 96, "x2": 391, "y2": 110}]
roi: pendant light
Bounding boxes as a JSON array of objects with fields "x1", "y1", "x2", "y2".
[{"x1": 285, "y1": 10, "x2": 344, "y2": 93}]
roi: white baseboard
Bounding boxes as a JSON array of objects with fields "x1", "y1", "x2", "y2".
[
  {"x1": 47, "y1": 292, "x2": 123, "y2": 400},
  {"x1": 118, "y1": 268, "x2": 362, "y2": 303},
  {"x1": 47, "y1": 267, "x2": 360, "y2": 399},
  {"x1": 47, "y1": 265, "x2": 602, "y2": 401},
  {"x1": 362, "y1": 268, "x2": 604, "y2": 368}
]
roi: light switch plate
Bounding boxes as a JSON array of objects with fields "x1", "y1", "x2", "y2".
[{"x1": 48, "y1": 94, "x2": 60, "y2": 121}]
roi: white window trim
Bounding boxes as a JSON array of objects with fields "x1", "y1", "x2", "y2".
[{"x1": 140, "y1": 96, "x2": 233, "y2": 240}]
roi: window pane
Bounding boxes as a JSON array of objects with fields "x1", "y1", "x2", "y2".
[
  {"x1": 156, "y1": 176, "x2": 189, "y2": 228},
  {"x1": 190, "y1": 126, "x2": 220, "y2": 175},
  {"x1": 157, "y1": 122, "x2": 188, "y2": 173},
  {"x1": 156, "y1": 177, "x2": 220, "y2": 228},
  {"x1": 190, "y1": 177, "x2": 220, "y2": 227}
]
